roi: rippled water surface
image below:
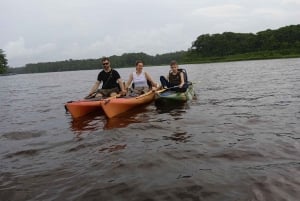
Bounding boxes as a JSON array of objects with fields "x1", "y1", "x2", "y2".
[{"x1": 0, "y1": 59, "x2": 299, "y2": 201}]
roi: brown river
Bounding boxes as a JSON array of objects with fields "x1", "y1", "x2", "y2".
[{"x1": 0, "y1": 58, "x2": 299, "y2": 201}]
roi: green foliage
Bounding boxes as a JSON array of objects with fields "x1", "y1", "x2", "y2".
[
  {"x1": 10, "y1": 51, "x2": 186, "y2": 74},
  {"x1": 187, "y1": 24, "x2": 300, "y2": 61},
  {"x1": 0, "y1": 49, "x2": 8, "y2": 74}
]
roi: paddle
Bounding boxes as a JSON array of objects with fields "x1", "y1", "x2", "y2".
[
  {"x1": 135, "y1": 90, "x2": 155, "y2": 99},
  {"x1": 66, "y1": 92, "x2": 101, "y2": 104},
  {"x1": 156, "y1": 85, "x2": 180, "y2": 94},
  {"x1": 84, "y1": 91, "x2": 98, "y2": 99},
  {"x1": 102, "y1": 94, "x2": 122, "y2": 105}
]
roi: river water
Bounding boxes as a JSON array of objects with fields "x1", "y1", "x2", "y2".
[{"x1": 0, "y1": 58, "x2": 299, "y2": 201}]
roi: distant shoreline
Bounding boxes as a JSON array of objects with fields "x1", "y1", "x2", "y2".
[
  {"x1": 6, "y1": 51, "x2": 300, "y2": 75},
  {"x1": 182, "y1": 53, "x2": 300, "y2": 65},
  {"x1": 4, "y1": 56, "x2": 300, "y2": 75},
  {"x1": 0, "y1": 72, "x2": 17, "y2": 76}
]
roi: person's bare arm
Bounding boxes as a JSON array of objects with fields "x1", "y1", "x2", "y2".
[
  {"x1": 117, "y1": 78, "x2": 127, "y2": 95},
  {"x1": 125, "y1": 73, "x2": 133, "y2": 90},
  {"x1": 89, "y1": 81, "x2": 101, "y2": 95},
  {"x1": 179, "y1": 72, "x2": 185, "y2": 88},
  {"x1": 145, "y1": 72, "x2": 158, "y2": 88}
]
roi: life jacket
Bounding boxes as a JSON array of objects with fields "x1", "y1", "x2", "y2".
[{"x1": 169, "y1": 68, "x2": 188, "y2": 85}]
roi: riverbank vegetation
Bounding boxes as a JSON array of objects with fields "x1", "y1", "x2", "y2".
[
  {"x1": 7, "y1": 24, "x2": 300, "y2": 74},
  {"x1": 184, "y1": 24, "x2": 300, "y2": 63}
]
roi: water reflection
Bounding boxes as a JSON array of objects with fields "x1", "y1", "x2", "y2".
[
  {"x1": 68, "y1": 106, "x2": 151, "y2": 132},
  {"x1": 69, "y1": 110, "x2": 105, "y2": 132},
  {"x1": 104, "y1": 107, "x2": 151, "y2": 129},
  {"x1": 155, "y1": 100, "x2": 188, "y2": 115},
  {"x1": 104, "y1": 116, "x2": 142, "y2": 130}
]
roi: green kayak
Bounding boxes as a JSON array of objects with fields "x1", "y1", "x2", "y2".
[{"x1": 155, "y1": 82, "x2": 195, "y2": 103}]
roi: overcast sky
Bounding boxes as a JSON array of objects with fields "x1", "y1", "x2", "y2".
[{"x1": 1, "y1": 0, "x2": 300, "y2": 67}]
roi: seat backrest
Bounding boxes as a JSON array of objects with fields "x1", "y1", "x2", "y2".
[{"x1": 178, "y1": 68, "x2": 188, "y2": 83}]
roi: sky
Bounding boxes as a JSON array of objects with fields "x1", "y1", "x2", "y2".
[{"x1": 1, "y1": 0, "x2": 300, "y2": 67}]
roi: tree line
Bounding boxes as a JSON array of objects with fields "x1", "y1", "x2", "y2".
[
  {"x1": 186, "y1": 24, "x2": 300, "y2": 59},
  {"x1": 9, "y1": 51, "x2": 186, "y2": 74},
  {"x1": 4, "y1": 24, "x2": 300, "y2": 74}
]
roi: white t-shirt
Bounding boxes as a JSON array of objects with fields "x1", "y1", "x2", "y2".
[{"x1": 133, "y1": 72, "x2": 148, "y2": 88}]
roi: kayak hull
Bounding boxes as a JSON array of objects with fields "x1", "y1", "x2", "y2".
[
  {"x1": 155, "y1": 83, "x2": 195, "y2": 103},
  {"x1": 100, "y1": 91, "x2": 155, "y2": 118},
  {"x1": 65, "y1": 99, "x2": 102, "y2": 118}
]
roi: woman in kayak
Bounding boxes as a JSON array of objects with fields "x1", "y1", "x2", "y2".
[
  {"x1": 160, "y1": 60, "x2": 187, "y2": 92},
  {"x1": 86, "y1": 57, "x2": 127, "y2": 99},
  {"x1": 125, "y1": 60, "x2": 158, "y2": 96}
]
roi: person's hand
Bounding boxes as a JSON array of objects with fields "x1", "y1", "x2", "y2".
[
  {"x1": 120, "y1": 90, "x2": 127, "y2": 96},
  {"x1": 179, "y1": 84, "x2": 183, "y2": 88},
  {"x1": 85, "y1": 92, "x2": 95, "y2": 99}
]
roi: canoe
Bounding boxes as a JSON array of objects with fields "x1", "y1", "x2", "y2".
[
  {"x1": 100, "y1": 90, "x2": 155, "y2": 118},
  {"x1": 155, "y1": 83, "x2": 195, "y2": 103},
  {"x1": 64, "y1": 99, "x2": 103, "y2": 118}
]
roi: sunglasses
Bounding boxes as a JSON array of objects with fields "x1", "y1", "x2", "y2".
[{"x1": 102, "y1": 62, "x2": 109, "y2": 66}]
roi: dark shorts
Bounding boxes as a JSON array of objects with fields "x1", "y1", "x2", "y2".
[{"x1": 97, "y1": 87, "x2": 120, "y2": 97}]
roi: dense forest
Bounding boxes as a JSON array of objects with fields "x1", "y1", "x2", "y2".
[
  {"x1": 6, "y1": 24, "x2": 300, "y2": 74},
  {"x1": 185, "y1": 24, "x2": 300, "y2": 62}
]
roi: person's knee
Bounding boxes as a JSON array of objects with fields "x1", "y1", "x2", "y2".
[
  {"x1": 160, "y1": 76, "x2": 164, "y2": 81},
  {"x1": 110, "y1": 92, "x2": 117, "y2": 97},
  {"x1": 160, "y1": 76, "x2": 168, "y2": 86},
  {"x1": 95, "y1": 93, "x2": 103, "y2": 98}
]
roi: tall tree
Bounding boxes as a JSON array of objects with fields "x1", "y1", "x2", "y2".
[{"x1": 0, "y1": 49, "x2": 8, "y2": 74}]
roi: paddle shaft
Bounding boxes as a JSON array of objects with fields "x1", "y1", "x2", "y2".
[{"x1": 156, "y1": 85, "x2": 180, "y2": 93}]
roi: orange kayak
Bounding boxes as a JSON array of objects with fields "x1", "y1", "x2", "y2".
[
  {"x1": 100, "y1": 91, "x2": 155, "y2": 118},
  {"x1": 64, "y1": 99, "x2": 103, "y2": 118}
]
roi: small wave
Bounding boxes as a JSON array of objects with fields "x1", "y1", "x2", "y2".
[
  {"x1": 36, "y1": 108, "x2": 51, "y2": 113},
  {"x1": 2, "y1": 131, "x2": 44, "y2": 140},
  {"x1": 66, "y1": 141, "x2": 102, "y2": 152},
  {"x1": 176, "y1": 174, "x2": 192, "y2": 179},
  {"x1": 221, "y1": 112, "x2": 260, "y2": 119},
  {"x1": 206, "y1": 86, "x2": 226, "y2": 91},
  {"x1": 207, "y1": 95, "x2": 275, "y2": 106},
  {"x1": 66, "y1": 144, "x2": 88, "y2": 152},
  {"x1": 163, "y1": 132, "x2": 191, "y2": 142},
  {"x1": 211, "y1": 149, "x2": 264, "y2": 161},
  {"x1": 99, "y1": 144, "x2": 127, "y2": 153},
  {"x1": 37, "y1": 85, "x2": 61, "y2": 89},
  {"x1": 249, "y1": 165, "x2": 300, "y2": 201},
  {"x1": 5, "y1": 149, "x2": 39, "y2": 158},
  {"x1": 247, "y1": 161, "x2": 300, "y2": 170}
]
